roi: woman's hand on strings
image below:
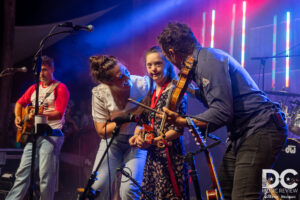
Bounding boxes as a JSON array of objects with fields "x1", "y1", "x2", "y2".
[
  {"x1": 129, "y1": 126, "x2": 150, "y2": 149},
  {"x1": 129, "y1": 135, "x2": 139, "y2": 147},
  {"x1": 136, "y1": 135, "x2": 151, "y2": 149}
]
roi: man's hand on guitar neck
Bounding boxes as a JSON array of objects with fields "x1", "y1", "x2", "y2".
[
  {"x1": 157, "y1": 107, "x2": 186, "y2": 128},
  {"x1": 157, "y1": 107, "x2": 208, "y2": 129}
]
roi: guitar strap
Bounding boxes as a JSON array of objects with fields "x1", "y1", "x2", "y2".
[
  {"x1": 162, "y1": 139, "x2": 183, "y2": 197},
  {"x1": 39, "y1": 81, "x2": 61, "y2": 106}
]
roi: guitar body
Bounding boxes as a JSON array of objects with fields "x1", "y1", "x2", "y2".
[
  {"x1": 16, "y1": 106, "x2": 34, "y2": 143},
  {"x1": 142, "y1": 124, "x2": 155, "y2": 144},
  {"x1": 206, "y1": 189, "x2": 218, "y2": 200},
  {"x1": 16, "y1": 106, "x2": 43, "y2": 143}
]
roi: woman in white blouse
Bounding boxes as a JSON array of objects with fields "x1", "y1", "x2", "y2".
[{"x1": 89, "y1": 55, "x2": 149, "y2": 200}]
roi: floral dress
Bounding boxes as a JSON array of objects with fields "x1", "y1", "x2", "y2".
[{"x1": 139, "y1": 86, "x2": 189, "y2": 200}]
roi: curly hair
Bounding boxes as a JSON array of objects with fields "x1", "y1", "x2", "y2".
[
  {"x1": 157, "y1": 22, "x2": 197, "y2": 56},
  {"x1": 89, "y1": 55, "x2": 118, "y2": 83}
]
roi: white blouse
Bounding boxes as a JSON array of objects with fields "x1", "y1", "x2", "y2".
[{"x1": 92, "y1": 75, "x2": 150, "y2": 135}]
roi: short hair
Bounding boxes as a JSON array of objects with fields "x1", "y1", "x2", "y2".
[
  {"x1": 89, "y1": 55, "x2": 118, "y2": 83},
  {"x1": 41, "y1": 55, "x2": 55, "y2": 68},
  {"x1": 157, "y1": 22, "x2": 198, "y2": 56}
]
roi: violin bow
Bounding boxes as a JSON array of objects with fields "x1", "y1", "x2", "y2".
[{"x1": 128, "y1": 98, "x2": 159, "y2": 114}]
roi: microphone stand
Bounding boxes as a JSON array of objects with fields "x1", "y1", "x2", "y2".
[
  {"x1": 184, "y1": 140, "x2": 221, "y2": 200},
  {"x1": 251, "y1": 54, "x2": 300, "y2": 91},
  {"x1": 261, "y1": 59, "x2": 266, "y2": 92},
  {"x1": 184, "y1": 152, "x2": 203, "y2": 200},
  {"x1": 28, "y1": 25, "x2": 74, "y2": 200},
  {"x1": 80, "y1": 123, "x2": 122, "y2": 200}
]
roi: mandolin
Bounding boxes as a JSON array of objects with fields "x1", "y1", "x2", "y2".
[
  {"x1": 186, "y1": 117, "x2": 224, "y2": 200},
  {"x1": 141, "y1": 124, "x2": 155, "y2": 144}
]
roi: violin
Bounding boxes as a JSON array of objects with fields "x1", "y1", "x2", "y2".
[
  {"x1": 169, "y1": 56, "x2": 195, "y2": 110},
  {"x1": 157, "y1": 55, "x2": 196, "y2": 147}
]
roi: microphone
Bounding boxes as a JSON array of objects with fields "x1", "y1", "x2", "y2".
[
  {"x1": 58, "y1": 22, "x2": 94, "y2": 32},
  {"x1": 5, "y1": 66, "x2": 27, "y2": 73},
  {"x1": 108, "y1": 114, "x2": 139, "y2": 124}
]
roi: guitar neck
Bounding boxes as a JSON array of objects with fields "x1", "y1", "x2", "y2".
[{"x1": 186, "y1": 117, "x2": 224, "y2": 200}]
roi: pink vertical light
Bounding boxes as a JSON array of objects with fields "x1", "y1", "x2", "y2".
[
  {"x1": 210, "y1": 10, "x2": 215, "y2": 48},
  {"x1": 230, "y1": 4, "x2": 236, "y2": 55},
  {"x1": 241, "y1": 1, "x2": 246, "y2": 68},
  {"x1": 285, "y1": 12, "x2": 290, "y2": 88},
  {"x1": 272, "y1": 15, "x2": 277, "y2": 90},
  {"x1": 201, "y1": 12, "x2": 206, "y2": 47}
]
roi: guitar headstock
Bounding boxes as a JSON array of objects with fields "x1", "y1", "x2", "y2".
[{"x1": 186, "y1": 117, "x2": 204, "y2": 147}]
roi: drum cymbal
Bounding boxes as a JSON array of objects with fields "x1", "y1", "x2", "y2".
[{"x1": 264, "y1": 90, "x2": 300, "y2": 97}]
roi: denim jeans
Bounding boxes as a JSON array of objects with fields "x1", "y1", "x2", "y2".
[
  {"x1": 91, "y1": 134, "x2": 147, "y2": 200},
  {"x1": 218, "y1": 120, "x2": 287, "y2": 200},
  {"x1": 5, "y1": 136, "x2": 64, "y2": 200}
]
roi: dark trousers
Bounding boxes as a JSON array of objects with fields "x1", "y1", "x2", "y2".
[{"x1": 218, "y1": 120, "x2": 287, "y2": 200}]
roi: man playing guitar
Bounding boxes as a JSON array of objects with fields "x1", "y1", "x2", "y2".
[{"x1": 6, "y1": 55, "x2": 69, "y2": 200}]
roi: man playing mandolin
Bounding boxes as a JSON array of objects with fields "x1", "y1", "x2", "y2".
[
  {"x1": 157, "y1": 22, "x2": 288, "y2": 200},
  {"x1": 6, "y1": 55, "x2": 69, "y2": 200}
]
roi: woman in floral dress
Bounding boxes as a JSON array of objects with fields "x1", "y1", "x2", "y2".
[{"x1": 129, "y1": 46, "x2": 189, "y2": 200}]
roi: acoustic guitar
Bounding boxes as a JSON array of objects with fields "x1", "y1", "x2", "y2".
[
  {"x1": 186, "y1": 117, "x2": 224, "y2": 200},
  {"x1": 16, "y1": 106, "x2": 43, "y2": 143}
]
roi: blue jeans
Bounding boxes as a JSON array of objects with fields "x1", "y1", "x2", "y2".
[
  {"x1": 91, "y1": 134, "x2": 147, "y2": 200},
  {"x1": 5, "y1": 136, "x2": 64, "y2": 200}
]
